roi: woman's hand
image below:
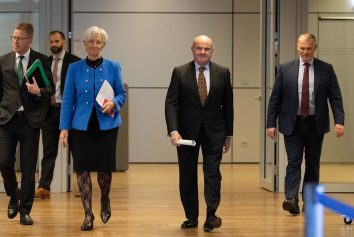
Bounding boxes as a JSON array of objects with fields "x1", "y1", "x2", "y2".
[
  {"x1": 102, "y1": 101, "x2": 116, "y2": 114},
  {"x1": 60, "y1": 130, "x2": 69, "y2": 147}
]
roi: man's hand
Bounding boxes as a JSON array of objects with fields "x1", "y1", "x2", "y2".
[
  {"x1": 170, "y1": 131, "x2": 181, "y2": 146},
  {"x1": 334, "y1": 124, "x2": 344, "y2": 137},
  {"x1": 266, "y1": 127, "x2": 277, "y2": 140},
  {"x1": 25, "y1": 76, "x2": 41, "y2": 96},
  {"x1": 223, "y1": 137, "x2": 232, "y2": 153}
]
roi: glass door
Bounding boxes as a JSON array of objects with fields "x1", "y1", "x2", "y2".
[{"x1": 260, "y1": 0, "x2": 280, "y2": 191}]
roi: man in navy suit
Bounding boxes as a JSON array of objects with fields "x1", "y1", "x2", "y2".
[
  {"x1": 0, "y1": 22, "x2": 54, "y2": 225},
  {"x1": 266, "y1": 33, "x2": 345, "y2": 215},
  {"x1": 35, "y1": 31, "x2": 80, "y2": 199},
  {"x1": 165, "y1": 35, "x2": 233, "y2": 232}
]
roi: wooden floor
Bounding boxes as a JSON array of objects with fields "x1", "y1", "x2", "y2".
[{"x1": 0, "y1": 164, "x2": 354, "y2": 237}]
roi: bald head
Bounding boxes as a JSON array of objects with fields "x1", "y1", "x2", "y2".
[
  {"x1": 192, "y1": 35, "x2": 214, "y2": 49},
  {"x1": 191, "y1": 35, "x2": 214, "y2": 66}
]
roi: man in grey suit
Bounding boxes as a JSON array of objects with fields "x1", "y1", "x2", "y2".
[
  {"x1": 266, "y1": 32, "x2": 345, "y2": 215},
  {"x1": 0, "y1": 22, "x2": 54, "y2": 225},
  {"x1": 165, "y1": 35, "x2": 233, "y2": 232},
  {"x1": 35, "y1": 31, "x2": 80, "y2": 199}
]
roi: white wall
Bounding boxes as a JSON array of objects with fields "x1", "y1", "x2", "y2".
[{"x1": 72, "y1": 0, "x2": 261, "y2": 163}]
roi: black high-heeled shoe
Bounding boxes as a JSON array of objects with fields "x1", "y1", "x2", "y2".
[
  {"x1": 100, "y1": 197, "x2": 111, "y2": 224},
  {"x1": 81, "y1": 215, "x2": 94, "y2": 231}
]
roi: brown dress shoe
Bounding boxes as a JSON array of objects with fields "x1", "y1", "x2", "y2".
[
  {"x1": 35, "y1": 188, "x2": 50, "y2": 199},
  {"x1": 41, "y1": 188, "x2": 50, "y2": 199},
  {"x1": 34, "y1": 188, "x2": 42, "y2": 198}
]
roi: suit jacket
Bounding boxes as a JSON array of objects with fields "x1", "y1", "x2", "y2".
[
  {"x1": 165, "y1": 61, "x2": 234, "y2": 145},
  {"x1": 0, "y1": 49, "x2": 54, "y2": 128},
  {"x1": 267, "y1": 58, "x2": 345, "y2": 135},
  {"x1": 59, "y1": 58, "x2": 126, "y2": 131},
  {"x1": 48, "y1": 51, "x2": 81, "y2": 96}
]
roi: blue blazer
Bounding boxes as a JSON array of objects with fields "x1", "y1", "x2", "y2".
[
  {"x1": 59, "y1": 58, "x2": 126, "y2": 131},
  {"x1": 267, "y1": 58, "x2": 344, "y2": 135}
]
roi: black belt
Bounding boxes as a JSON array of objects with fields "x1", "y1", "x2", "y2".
[{"x1": 297, "y1": 115, "x2": 315, "y2": 120}]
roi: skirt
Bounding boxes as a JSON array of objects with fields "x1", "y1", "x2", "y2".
[{"x1": 69, "y1": 109, "x2": 118, "y2": 172}]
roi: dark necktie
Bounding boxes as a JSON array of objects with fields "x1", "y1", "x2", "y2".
[
  {"x1": 17, "y1": 56, "x2": 24, "y2": 85},
  {"x1": 198, "y1": 66, "x2": 207, "y2": 105},
  {"x1": 52, "y1": 57, "x2": 60, "y2": 84},
  {"x1": 51, "y1": 57, "x2": 60, "y2": 105},
  {"x1": 301, "y1": 62, "x2": 310, "y2": 117}
]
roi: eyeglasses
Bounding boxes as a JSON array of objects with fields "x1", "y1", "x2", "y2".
[{"x1": 10, "y1": 36, "x2": 31, "y2": 42}]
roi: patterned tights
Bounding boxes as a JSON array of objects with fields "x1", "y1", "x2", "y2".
[{"x1": 77, "y1": 171, "x2": 112, "y2": 218}]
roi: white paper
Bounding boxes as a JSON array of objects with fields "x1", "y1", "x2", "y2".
[
  {"x1": 178, "y1": 139, "x2": 196, "y2": 146},
  {"x1": 96, "y1": 80, "x2": 114, "y2": 117}
]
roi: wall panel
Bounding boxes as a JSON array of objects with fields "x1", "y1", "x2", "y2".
[
  {"x1": 73, "y1": 13, "x2": 232, "y2": 87},
  {"x1": 73, "y1": 0, "x2": 232, "y2": 13},
  {"x1": 234, "y1": 14, "x2": 260, "y2": 87},
  {"x1": 234, "y1": 0, "x2": 260, "y2": 12}
]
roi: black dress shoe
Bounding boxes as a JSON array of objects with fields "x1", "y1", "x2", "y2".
[
  {"x1": 20, "y1": 213, "x2": 33, "y2": 225},
  {"x1": 282, "y1": 198, "x2": 300, "y2": 215},
  {"x1": 203, "y1": 216, "x2": 222, "y2": 232},
  {"x1": 100, "y1": 197, "x2": 111, "y2": 224},
  {"x1": 81, "y1": 215, "x2": 94, "y2": 231},
  {"x1": 181, "y1": 219, "x2": 198, "y2": 229},
  {"x1": 8, "y1": 188, "x2": 20, "y2": 219}
]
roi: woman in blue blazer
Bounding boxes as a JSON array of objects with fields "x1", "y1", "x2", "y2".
[{"x1": 59, "y1": 26, "x2": 126, "y2": 231}]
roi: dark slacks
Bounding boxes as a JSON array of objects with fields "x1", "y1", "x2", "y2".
[
  {"x1": 0, "y1": 112, "x2": 40, "y2": 214},
  {"x1": 177, "y1": 125, "x2": 223, "y2": 221},
  {"x1": 284, "y1": 116, "x2": 324, "y2": 201},
  {"x1": 39, "y1": 106, "x2": 61, "y2": 190}
]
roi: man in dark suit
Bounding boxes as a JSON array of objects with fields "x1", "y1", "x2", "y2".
[
  {"x1": 35, "y1": 31, "x2": 80, "y2": 199},
  {"x1": 165, "y1": 35, "x2": 233, "y2": 232},
  {"x1": 266, "y1": 32, "x2": 345, "y2": 215},
  {"x1": 0, "y1": 22, "x2": 54, "y2": 225}
]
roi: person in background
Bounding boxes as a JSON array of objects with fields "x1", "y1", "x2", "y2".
[
  {"x1": 59, "y1": 26, "x2": 126, "y2": 231},
  {"x1": 165, "y1": 35, "x2": 234, "y2": 232},
  {"x1": 0, "y1": 22, "x2": 54, "y2": 225},
  {"x1": 266, "y1": 32, "x2": 345, "y2": 215},
  {"x1": 35, "y1": 31, "x2": 80, "y2": 199}
]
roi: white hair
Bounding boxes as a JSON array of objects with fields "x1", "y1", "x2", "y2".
[{"x1": 82, "y1": 26, "x2": 108, "y2": 44}]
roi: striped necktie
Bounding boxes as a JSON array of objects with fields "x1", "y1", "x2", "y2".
[{"x1": 17, "y1": 55, "x2": 24, "y2": 85}]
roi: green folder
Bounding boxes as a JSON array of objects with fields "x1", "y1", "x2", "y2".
[{"x1": 24, "y1": 59, "x2": 50, "y2": 87}]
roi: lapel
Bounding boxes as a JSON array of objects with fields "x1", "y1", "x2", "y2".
[
  {"x1": 8, "y1": 52, "x2": 18, "y2": 86},
  {"x1": 291, "y1": 60, "x2": 300, "y2": 105},
  {"x1": 208, "y1": 61, "x2": 217, "y2": 103},
  {"x1": 187, "y1": 61, "x2": 200, "y2": 100},
  {"x1": 313, "y1": 58, "x2": 320, "y2": 99},
  {"x1": 9, "y1": 52, "x2": 16, "y2": 76},
  {"x1": 27, "y1": 48, "x2": 36, "y2": 70},
  {"x1": 61, "y1": 52, "x2": 69, "y2": 81}
]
